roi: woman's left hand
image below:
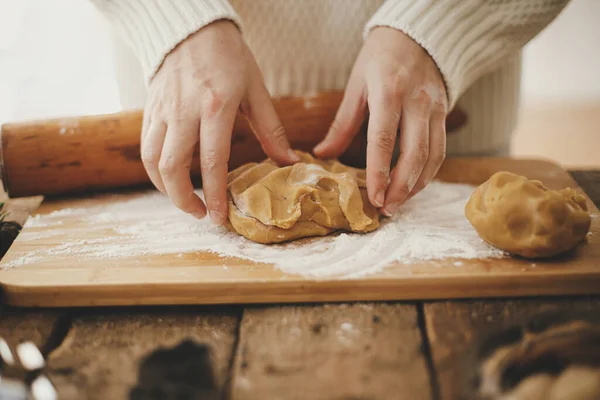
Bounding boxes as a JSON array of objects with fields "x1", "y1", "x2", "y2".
[{"x1": 314, "y1": 27, "x2": 448, "y2": 216}]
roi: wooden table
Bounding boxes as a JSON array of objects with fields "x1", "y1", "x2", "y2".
[{"x1": 1, "y1": 170, "x2": 599, "y2": 400}]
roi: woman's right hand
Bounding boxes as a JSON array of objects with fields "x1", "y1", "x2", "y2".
[{"x1": 141, "y1": 20, "x2": 299, "y2": 225}]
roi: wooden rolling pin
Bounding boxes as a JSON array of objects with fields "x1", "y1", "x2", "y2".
[
  {"x1": 0, "y1": 91, "x2": 466, "y2": 198},
  {"x1": 1, "y1": 92, "x2": 351, "y2": 198}
]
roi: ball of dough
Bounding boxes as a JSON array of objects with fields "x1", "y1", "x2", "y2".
[
  {"x1": 226, "y1": 151, "x2": 380, "y2": 244},
  {"x1": 465, "y1": 171, "x2": 591, "y2": 258}
]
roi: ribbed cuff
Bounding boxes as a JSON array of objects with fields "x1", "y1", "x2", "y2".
[
  {"x1": 365, "y1": 0, "x2": 496, "y2": 109},
  {"x1": 92, "y1": 0, "x2": 242, "y2": 83}
]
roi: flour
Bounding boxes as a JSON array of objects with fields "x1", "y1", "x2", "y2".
[{"x1": 7, "y1": 181, "x2": 505, "y2": 277}]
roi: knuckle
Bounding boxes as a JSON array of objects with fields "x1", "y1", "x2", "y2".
[
  {"x1": 200, "y1": 150, "x2": 226, "y2": 172},
  {"x1": 377, "y1": 166, "x2": 391, "y2": 184},
  {"x1": 394, "y1": 182, "x2": 412, "y2": 199},
  {"x1": 413, "y1": 139, "x2": 429, "y2": 163},
  {"x1": 205, "y1": 194, "x2": 226, "y2": 210},
  {"x1": 165, "y1": 98, "x2": 186, "y2": 117},
  {"x1": 367, "y1": 165, "x2": 391, "y2": 184},
  {"x1": 141, "y1": 147, "x2": 160, "y2": 168},
  {"x1": 394, "y1": 65, "x2": 411, "y2": 81},
  {"x1": 434, "y1": 101, "x2": 448, "y2": 116},
  {"x1": 373, "y1": 130, "x2": 396, "y2": 152},
  {"x1": 158, "y1": 156, "x2": 178, "y2": 176},
  {"x1": 380, "y1": 85, "x2": 402, "y2": 105},
  {"x1": 413, "y1": 91, "x2": 432, "y2": 108},
  {"x1": 201, "y1": 89, "x2": 226, "y2": 116},
  {"x1": 271, "y1": 125, "x2": 287, "y2": 141}
]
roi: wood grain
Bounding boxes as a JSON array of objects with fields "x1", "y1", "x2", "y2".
[
  {"x1": 0, "y1": 186, "x2": 42, "y2": 257},
  {"x1": 0, "y1": 180, "x2": 43, "y2": 227},
  {"x1": 230, "y1": 303, "x2": 431, "y2": 400},
  {"x1": 422, "y1": 170, "x2": 600, "y2": 400},
  {"x1": 0, "y1": 308, "x2": 67, "y2": 385},
  {"x1": 0, "y1": 195, "x2": 42, "y2": 227},
  {"x1": 0, "y1": 90, "x2": 467, "y2": 198},
  {"x1": 0, "y1": 158, "x2": 599, "y2": 307},
  {"x1": 424, "y1": 297, "x2": 600, "y2": 400},
  {"x1": 0, "y1": 307, "x2": 65, "y2": 349},
  {"x1": 0, "y1": 92, "x2": 364, "y2": 198},
  {"x1": 46, "y1": 306, "x2": 240, "y2": 400},
  {"x1": 0, "y1": 186, "x2": 61, "y2": 381}
]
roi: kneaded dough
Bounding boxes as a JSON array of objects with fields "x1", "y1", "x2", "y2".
[
  {"x1": 226, "y1": 151, "x2": 380, "y2": 244},
  {"x1": 465, "y1": 171, "x2": 591, "y2": 258}
]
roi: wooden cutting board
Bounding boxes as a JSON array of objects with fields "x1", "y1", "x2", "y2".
[{"x1": 1, "y1": 157, "x2": 599, "y2": 307}]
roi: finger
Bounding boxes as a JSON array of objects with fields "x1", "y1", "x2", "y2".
[
  {"x1": 407, "y1": 107, "x2": 447, "y2": 200},
  {"x1": 141, "y1": 107, "x2": 151, "y2": 140},
  {"x1": 314, "y1": 76, "x2": 367, "y2": 159},
  {"x1": 200, "y1": 105, "x2": 238, "y2": 226},
  {"x1": 141, "y1": 120, "x2": 168, "y2": 193},
  {"x1": 364, "y1": 91, "x2": 401, "y2": 208},
  {"x1": 159, "y1": 120, "x2": 207, "y2": 218},
  {"x1": 244, "y1": 82, "x2": 300, "y2": 165},
  {"x1": 382, "y1": 102, "x2": 430, "y2": 216}
]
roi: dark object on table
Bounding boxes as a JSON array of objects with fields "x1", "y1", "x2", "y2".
[
  {"x1": 461, "y1": 311, "x2": 600, "y2": 400},
  {"x1": 0, "y1": 201, "x2": 22, "y2": 258},
  {"x1": 0, "y1": 221, "x2": 21, "y2": 258},
  {"x1": 129, "y1": 340, "x2": 218, "y2": 400}
]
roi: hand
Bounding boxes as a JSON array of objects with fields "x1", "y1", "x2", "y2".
[
  {"x1": 314, "y1": 27, "x2": 448, "y2": 216},
  {"x1": 141, "y1": 20, "x2": 299, "y2": 224}
]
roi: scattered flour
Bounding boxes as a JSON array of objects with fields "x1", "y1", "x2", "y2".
[
  {"x1": 340, "y1": 322, "x2": 354, "y2": 332},
  {"x1": 7, "y1": 181, "x2": 505, "y2": 277}
]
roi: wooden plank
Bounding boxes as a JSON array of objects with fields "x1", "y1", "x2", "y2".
[
  {"x1": 1, "y1": 158, "x2": 599, "y2": 307},
  {"x1": 424, "y1": 171, "x2": 600, "y2": 400},
  {"x1": 230, "y1": 303, "x2": 432, "y2": 400},
  {"x1": 0, "y1": 188, "x2": 42, "y2": 258},
  {"x1": 0, "y1": 189, "x2": 63, "y2": 382},
  {"x1": 0, "y1": 196, "x2": 43, "y2": 227},
  {"x1": 424, "y1": 297, "x2": 600, "y2": 400},
  {"x1": 0, "y1": 307, "x2": 67, "y2": 351},
  {"x1": 46, "y1": 306, "x2": 241, "y2": 400}
]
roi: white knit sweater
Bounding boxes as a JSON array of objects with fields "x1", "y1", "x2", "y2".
[{"x1": 91, "y1": 0, "x2": 569, "y2": 155}]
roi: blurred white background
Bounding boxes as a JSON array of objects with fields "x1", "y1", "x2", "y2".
[
  {"x1": 0, "y1": 0, "x2": 121, "y2": 122},
  {"x1": 0, "y1": 0, "x2": 598, "y2": 166}
]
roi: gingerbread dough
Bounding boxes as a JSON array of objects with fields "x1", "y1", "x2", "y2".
[
  {"x1": 226, "y1": 151, "x2": 380, "y2": 244},
  {"x1": 465, "y1": 171, "x2": 591, "y2": 258}
]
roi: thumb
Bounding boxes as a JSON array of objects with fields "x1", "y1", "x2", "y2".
[{"x1": 243, "y1": 81, "x2": 300, "y2": 165}]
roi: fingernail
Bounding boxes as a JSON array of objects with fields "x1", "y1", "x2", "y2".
[
  {"x1": 288, "y1": 149, "x2": 301, "y2": 162},
  {"x1": 210, "y1": 210, "x2": 225, "y2": 226},
  {"x1": 192, "y1": 210, "x2": 207, "y2": 219},
  {"x1": 374, "y1": 190, "x2": 385, "y2": 207},
  {"x1": 382, "y1": 202, "x2": 401, "y2": 217},
  {"x1": 313, "y1": 142, "x2": 325, "y2": 154}
]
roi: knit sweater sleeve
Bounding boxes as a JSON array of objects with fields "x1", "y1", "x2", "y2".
[
  {"x1": 90, "y1": 0, "x2": 242, "y2": 83},
  {"x1": 365, "y1": 0, "x2": 569, "y2": 108}
]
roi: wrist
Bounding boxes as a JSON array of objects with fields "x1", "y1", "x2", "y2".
[
  {"x1": 155, "y1": 19, "x2": 243, "y2": 81},
  {"x1": 96, "y1": 0, "x2": 242, "y2": 84}
]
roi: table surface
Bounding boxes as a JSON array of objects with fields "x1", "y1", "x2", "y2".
[{"x1": 0, "y1": 169, "x2": 599, "y2": 400}]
